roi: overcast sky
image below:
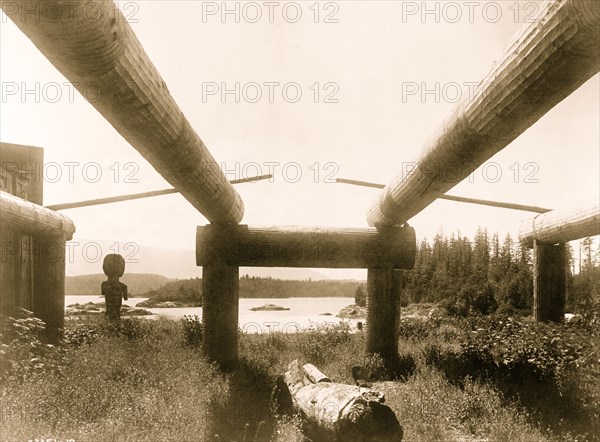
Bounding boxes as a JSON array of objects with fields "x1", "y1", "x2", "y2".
[{"x1": 1, "y1": 1, "x2": 598, "y2": 279}]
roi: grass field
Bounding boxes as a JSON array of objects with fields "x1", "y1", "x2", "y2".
[{"x1": 1, "y1": 307, "x2": 598, "y2": 441}]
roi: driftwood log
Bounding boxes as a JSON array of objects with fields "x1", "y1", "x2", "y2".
[{"x1": 272, "y1": 360, "x2": 403, "y2": 441}]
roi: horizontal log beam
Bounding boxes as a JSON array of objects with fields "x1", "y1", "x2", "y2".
[
  {"x1": 0, "y1": 191, "x2": 75, "y2": 239},
  {"x1": 338, "y1": 178, "x2": 551, "y2": 213},
  {"x1": 197, "y1": 225, "x2": 416, "y2": 269},
  {"x1": 367, "y1": 0, "x2": 600, "y2": 227},
  {"x1": 4, "y1": 1, "x2": 243, "y2": 224},
  {"x1": 45, "y1": 174, "x2": 272, "y2": 211},
  {"x1": 519, "y1": 198, "x2": 600, "y2": 248}
]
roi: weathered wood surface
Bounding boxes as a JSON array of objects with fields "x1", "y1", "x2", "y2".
[
  {"x1": 275, "y1": 360, "x2": 403, "y2": 441},
  {"x1": 0, "y1": 142, "x2": 44, "y2": 205},
  {"x1": 533, "y1": 241, "x2": 566, "y2": 323},
  {"x1": 366, "y1": 265, "x2": 401, "y2": 358},
  {"x1": 338, "y1": 178, "x2": 552, "y2": 213},
  {"x1": 1, "y1": 191, "x2": 75, "y2": 239},
  {"x1": 197, "y1": 225, "x2": 416, "y2": 269},
  {"x1": 367, "y1": 0, "x2": 600, "y2": 227},
  {"x1": 32, "y1": 236, "x2": 67, "y2": 343},
  {"x1": 519, "y1": 198, "x2": 600, "y2": 247},
  {"x1": 4, "y1": 0, "x2": 243, "y2": 224},
  {"x1": 202, "y1": 257, "x2": 240, "y2": 368}
]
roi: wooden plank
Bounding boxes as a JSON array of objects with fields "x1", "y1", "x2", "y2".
[
  {"x1": 196, "y1": 225, "x2": 416, "y2": 269},
  {"x1": 367, "y1": 0, "x2": 600, "y2": 227},
  {"x1": 33, "y1": 236, "x2": 67, "y2": 343},
  {"x1": 337, "y1": 178, "x2": 551, "y2": 213},
  {"x1": 533, "y1": 241, "x2": 566, "y2": 323},
  {"x1": 519, "y1": 198, "x2": 600, "y2": 247},
  {"x1": 45, "y1": 174, "x2": 272, "y2": 211},
  {"x1": 1, "y1": 191, "x2": 75, "y2": 239},
  {"x1": 3, "y1": 1, "x2": 244, "y2": 224}
]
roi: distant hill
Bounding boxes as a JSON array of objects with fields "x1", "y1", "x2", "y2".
[
  {"x1": 66, "y1": 273, "x2": 173, "y2": 296},
  {"x1": 66, "y1": 238, "x2": 330, "y2": 280}
]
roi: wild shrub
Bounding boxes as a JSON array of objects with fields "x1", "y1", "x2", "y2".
[
  {"x1": 0, "y1": 310, "x2": 64, "y2": 384},
  {"x1": 182, "y1": 314, "x2": 203, "y2": 347},
  {"x1": 294, "y1": 321, "x2": 353, "y2": 366}
]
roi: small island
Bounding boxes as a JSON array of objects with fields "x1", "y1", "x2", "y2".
[{"x1": 250, "y1": 303, "x2": 290, "y2": 311}]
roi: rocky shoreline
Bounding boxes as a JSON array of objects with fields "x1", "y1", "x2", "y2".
[
  {"x1": 136, "y1": 299, "x2": 201, "y2": 308},
  {"x1": 66, "y1": 302, "x2": 153, "y2": 317},
  {"x1": 336, "y1": 304, "x2": 367, "y2": 319}
]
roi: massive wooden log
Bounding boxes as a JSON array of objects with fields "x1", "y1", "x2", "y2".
[
  {"x1": 274, "y1": 360, "x2": 403, "y2": 441},
  {"x1": 202, "y1": 256, "x2": 239, "y2": 368},
  {"x1": 3, "y1": 0, "x2": 243, "y2": 224},
  {"x1": 366, "y1": 265, "x2": 401, "y2": 358},
  {"x1": 519, "y1": 198, "x2": 599, "y2": 247},
  {"x1": 197, "y1": 225, "x2": 416, "y2": 269},
  {"x1": 1, "y1": 191, "x2": 75, "y2": 239},
  {"x1": 367, "y1": 0, "x2": 600, "y2": 227},
  {"x1": 533, "y1": 241, "x2": 566, "y2": 323}
]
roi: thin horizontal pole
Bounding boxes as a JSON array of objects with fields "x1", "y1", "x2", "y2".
[
  {"x1": 337, "y1": 178, "x2": 551, "y2": 214},
  {"x1": 47, "y1": 175, "x2": 272, "y2": 211}
]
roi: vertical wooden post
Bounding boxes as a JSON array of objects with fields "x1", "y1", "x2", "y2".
[
  {"x1": 533, "y1": 241, "x2": 566, "y2": 322},
  {"x1": 202, "y1": 254, "x2": 240, "y2": 369},
  {"x1": 32, "y1": 235, "x2": 66, "y2": 343},
  {"x1": 366, "y1": 263, "x2": 401, "y2": 358}
]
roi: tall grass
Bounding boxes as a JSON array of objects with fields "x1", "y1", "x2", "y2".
[{"x1": 1, "y1": 310, "x2": 597, "y2": 441}]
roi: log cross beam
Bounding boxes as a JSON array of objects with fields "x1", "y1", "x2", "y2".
[
  {"x1": 519, "y1": 198, "x2": 599, "y2": 322},
  {"x1": 197, "y1": 225, "x2": 416, "y2": 367}
]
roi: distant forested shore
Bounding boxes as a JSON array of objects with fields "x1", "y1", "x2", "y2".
[{"x1": 66, "y1": 229, "x2": 599, "y2": 316}]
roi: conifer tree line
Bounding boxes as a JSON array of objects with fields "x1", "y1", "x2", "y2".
[{"x1": 396, "y1": 229, "x2": 599, "y2": 316}]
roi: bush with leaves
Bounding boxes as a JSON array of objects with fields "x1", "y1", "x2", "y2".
[
  {"x1": 0, "y1": 309, "x2": 64, "y2": 383},
  {"x1": 182, "y1": 314, "x2": 203, "y2": 347}
]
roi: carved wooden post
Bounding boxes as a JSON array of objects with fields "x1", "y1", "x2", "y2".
[
  {"x1": 201, "y1": 225, "x2": 240, "y2": 368},
  {"x1": 366, "y1": 263, "x2": 401, "y2": 358},
  {"x1": 533, "y1": 241, "x2": 566, "y2": 323}
]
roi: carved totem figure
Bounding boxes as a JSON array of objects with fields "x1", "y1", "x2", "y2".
[{"x1": 101, "y1": 254, "x2": 128, "y2": 320}]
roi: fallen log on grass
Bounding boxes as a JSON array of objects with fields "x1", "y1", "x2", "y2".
[{"x1": 272, "y1": 360, "x2": 403, "y2": 441}]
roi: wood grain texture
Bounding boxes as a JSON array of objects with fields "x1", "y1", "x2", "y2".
[
  {"x1": 281, "y1": 360, "x2": 403, "y2": 441},
  {"x1": 33, "y1": 236, "x2": 67, "y2": 343},
  {"x1": 202, "y1": 258, "x2": 239, "y2": 368},
  {"x1": 367, "y1": 0, "x2": 600, "y2": 227},
  {"x1": 519, "y1": 197, "x2": 599, "y2": 247},
  {"x1": 3, "y1": 0, "x2": 243, "y2": 224},
  {"x1": 1, "y1": 191, "x2": 75, "y2": 239},
  {"x1": 366, "y1": 265, "x2": 401, "y2": 358},
  {"x1": 197, "y1": 225, "x2": 416, "y2": 269}
]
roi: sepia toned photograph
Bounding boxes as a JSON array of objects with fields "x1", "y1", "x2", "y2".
[{"x1": 0, "y1": 1, "x2": 598, "y2": 441}]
